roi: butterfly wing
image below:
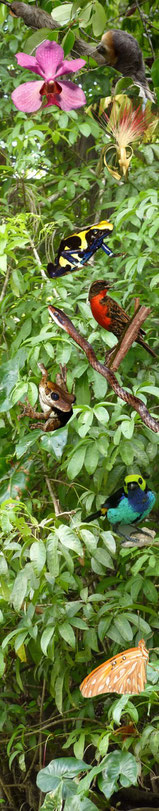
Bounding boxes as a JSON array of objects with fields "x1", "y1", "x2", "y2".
[{"x1": 80, "y1": 640, "x2": 148, "y2": 697}]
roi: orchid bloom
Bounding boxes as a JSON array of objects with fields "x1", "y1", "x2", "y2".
[{"x1": 11, "y1": 40, "x2": 86, "y2": 113}]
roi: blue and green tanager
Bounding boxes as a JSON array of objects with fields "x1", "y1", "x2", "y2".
[{"x1": 85, "y1": 474, "x2": 155, "y2": 533}]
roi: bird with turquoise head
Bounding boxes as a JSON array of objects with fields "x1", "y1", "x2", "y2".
[{"x1": 84, "y1": 474, "x2": 155, "y2": 542}]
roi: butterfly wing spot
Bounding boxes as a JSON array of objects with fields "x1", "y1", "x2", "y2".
[{"x1": 80, "y1": 640, "x2": 149, "y2": 697}]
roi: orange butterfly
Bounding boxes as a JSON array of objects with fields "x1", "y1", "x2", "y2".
[{"x1": 80, "y1": 639, "x2": 149, "y2": 697}]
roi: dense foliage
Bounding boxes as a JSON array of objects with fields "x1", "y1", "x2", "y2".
[{"x1": 0, "y1": 0, "x2": 159, "y2": 808}]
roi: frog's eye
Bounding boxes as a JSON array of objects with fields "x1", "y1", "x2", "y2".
[{"x1": 51, "y1": 392, "x2": 59, "y2": 401}]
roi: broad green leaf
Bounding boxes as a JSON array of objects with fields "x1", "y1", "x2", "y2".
[
  {"x1": 0, "y1": 649, "x2": 5, "y2": 677},
  {"x1": 11, "y1": 571, "x2": 27, "y2": 611},
  {"x1": 74, "y1": 733, "x2": 85, "y2": 761},
  {"x1": 30, "y1": 540, "x2": 46, "y2": 572},
  {"x1": 151, "y1": 57, "x2": 159, "y2": 86},
  {"x1": 114, "y1": 616, "x2": 133, "y2": 642},
  {"x1": 92, "y1": 0, "x2": 106, "y2": 35},
  {"x1": 41, "y1": 627, "x2": 54, "y2": 656},
  {"x1": 16, "y1": 430, "x2": 42, "y2": 458},
  {"x1": 65, "y1": 797, "x2": 98, "y2": 811},
  {"x1": 57, "y1": 526, "x2": 83, "y2": 556},
  {"x1": 59, "y1": 622, "x2": 75, "y2": 648},
  {"x1": 27, "y1": 382, "x2": 38, "y2": 407},
  {"x1": 93, "y1": 547, "x2": 114, "y2": 570},
  {"x1": 46, "y1": 535, "x2": 59, "y2": 577},
  {"x1": 112, "y1": 695, "x2": 130, "y2": 724},
  {"x1": 94, "y1": 406, "x2": 109, "y2": 424},
  {"x1": 40, "y1": 784, "x2": 63, "y2": 810},
  {"x1": 84, "y1": 444, "x2": 99, "y2": 474},
  {"x1": 37, "y1": 758, "x2": 90, "y2": 792},
  {"x1": 55, "y1": 675, "x2": 64, "y2": 714},
  {"x1": 41, "y1": 428, "x2": 68, "y2": 459},
  {"x1": 51, "y1": 4, "x2": 73, "y2": 25},
  {"x1": 67, "y1": 446, "x2": 86, "y2": 479},
  {"x1": 24, "y1": 29, "x2": 58, "y2": 54},
  {"x1": 62, "y1": 30, "x2": 75, "y2": 57}
]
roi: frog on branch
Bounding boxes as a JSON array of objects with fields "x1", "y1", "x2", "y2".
[{"x1": 18, "y1": 364, "x2": 75, "y2": 432}]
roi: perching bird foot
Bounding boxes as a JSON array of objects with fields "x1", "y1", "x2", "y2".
[{"x1": 117, "y1": 523, "x2": 156, "y2": 547}]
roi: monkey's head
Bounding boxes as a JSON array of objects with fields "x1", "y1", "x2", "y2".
[{"x1": 97, "y1": 29, "x2": 147, "y2": 83}]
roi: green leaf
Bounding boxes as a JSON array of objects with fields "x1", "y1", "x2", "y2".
[
  {"x1": 62, "y1": 30, "x2": 75, "y2": 57},
  {"x1": 16, "y1": 430, "x2": 42, "y2": 458},
  {"x1": 57, "y1": 526, "x2": 83, "y2": 556},
  {"x1": 94, "y1": 406, "x2": 109, "y2": 424},
  {"x1": 40, "y1": 783, "x2": 63, "y2": 810},
  {"x1": 143, "y1": 579, "x2": 158, "y2": 603},
  {"x1": 0, "y1": 649, "x2": 5, "y2": 678},
  {"x1": 65, "y1": 797, "x2": 98, "y2": 811},
  {"x1": 79, "y1": 124, "x2": 91, "y2": 138},
  {"x1": 92, "y1": 0, "x2": 106, "y2": 35},
  {"x1": 84, "y1": 444, "x2": 99, "y2": 474},
  {"x1": 41, "y1": 627, "x2": 54, "y2": 656},
  {"x1": 112, "y1": 695, "x2": 130, "y2": 724},
  {"x1": 67, "y1": 446, "x2": 86, "y2": 479},
  {"x1": 27, "y1": 382, "x2": 38, "y2": 407},
  {"x1": 59, "y1": 622, "x2": 76, "y2": 648},
  {"x1": 24, "y1": 29, "x2": 58, "y2": 54},
  {"x1": 30, "y1": 540, "x2": 46, "y2": 572},
  {"x1": 41, "y1": 428, "x2": 68, "y2": 459},
  {"x1": 46, "y1": 535, "x2": 59, "y2": 577},
  {"x1": 151, "y1": 57, "x2": 159, "y2": 87},
  {"x1": 55, "y1": 675, "x2": 64, "y2": 714},
  {"x1": 37, "y1": 758, "x2": 90, "y2": 792},
  {"x1": 120, "y1": 420, "x2": 134, "y2": 439},
  {"x1": 94, "y1": 547, "x2": 114, "y2": 570},
  {"x1": 114, "y1": 616, "x2": 133, "y2": 643},
  {"x1": 51, "y1": 4, "x2": 73, "y2": 25},
  {"x1": 11, "y1": 571, "x2": 27, "y2": 611},
  {"x1": 74, "y1": 733, "x2": 85, "y2": 761},
  {"x1": 98, "y1": 750, "x2": 138, "y2": 798}
]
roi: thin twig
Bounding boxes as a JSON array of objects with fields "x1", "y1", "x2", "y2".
[
  {"x1": 48, "y1": 305, "x2": 159, "y2": 434},
  {"x1": 28, "y1": 234, "x2": 47, "y2": 279},
  {"x1": 110, "y1": 305, "x2": 151, "y2": 371},
  {"x1": 0, "y1": 265, "x2": 10, "y2": 303},
  {"x1": 28, "y1": 233, "x2": 59, "y2": 298},
  {"x1": 44, "y1": 474, "x2": 61, "y2": 515},
  {"x1": 136, "y1": 0, "x2": 155, "y2": 59},
  {"x1": 38, "y1": 678, "x2": 46, "y2": 811}
]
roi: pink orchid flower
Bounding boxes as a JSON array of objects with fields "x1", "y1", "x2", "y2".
[{"x1": 11, "y1": 40, "x2": 86, "y2": 113}]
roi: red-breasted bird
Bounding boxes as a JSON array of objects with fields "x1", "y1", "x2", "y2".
[{"x1": 88, "y1": 280, "x2": 156, "y2": 358}]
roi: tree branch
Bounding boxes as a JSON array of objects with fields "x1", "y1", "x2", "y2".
[
  {"x1": 109, "y1": 304, "x2": 151, "y2": 371},
  {"x1": 2, "y1": 0, "x2": 102, "y2": 61},
  {"x1": 48, "y1": 305, "x2": 159, "y2": 434}
]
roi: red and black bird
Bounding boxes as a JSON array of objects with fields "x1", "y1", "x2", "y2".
[{"x1": 88, "y1": 280, "x2": 156, "y2": 357}]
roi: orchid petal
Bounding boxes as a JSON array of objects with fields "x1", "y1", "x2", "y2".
[
  {"x1": 53, "y1": 80, "x2": 86, "y2": 110},
  {"x1": 36, "y1": 41, "x2": 64, "y2": 79},
  {"x1": 11, "y1": 80, "x2": 43, "y2": 112},
  {"x1": 15, "y1": 52, "x2": 42, "y2": 77},
  {"x1": 56, "y1": 57, "x2": 86, "y2": 78}
]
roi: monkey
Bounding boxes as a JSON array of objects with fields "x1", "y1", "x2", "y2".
[{"x1": 97, "y1": 30, "x2": 154, "y2": 101}]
